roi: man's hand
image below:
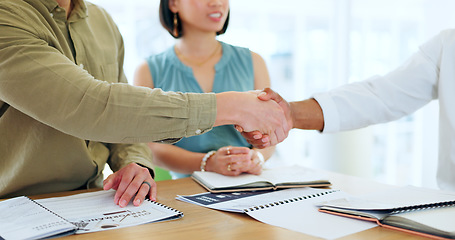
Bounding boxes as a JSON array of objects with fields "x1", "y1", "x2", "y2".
[
  {"x1": 215, "y1": 91, "x2": 290, "y2": 146},
  {"x1": 238, "y1": 88, "x2": 294, "y2": 148},
  {"x1": 103, "y1": 163, "x2": 157, "y2": 207}
]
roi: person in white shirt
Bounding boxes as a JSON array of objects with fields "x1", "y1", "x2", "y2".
[{"x1": 242, "y1": 29, "x2": 455, "y2": 191}]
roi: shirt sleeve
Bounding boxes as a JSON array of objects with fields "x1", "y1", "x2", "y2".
[
  {"x1": 313, "y1": 31, "x2": 442, "y2": 133},
  {"x1": 108, "y1": 143, "x2": 155, "y2": 178},
  {"x1": 0, "y1": 6, "x2": 216, "y2": 144}
]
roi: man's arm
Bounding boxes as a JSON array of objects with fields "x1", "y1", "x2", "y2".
[{"x1": 289, "y1": 99, "x2": 324, "y2": 131}]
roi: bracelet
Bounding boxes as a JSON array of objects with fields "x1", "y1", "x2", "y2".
[
  {"x1": 201, "y1": 150, "x2": 216, "y2": 171},
  {"x1": 256, "y1": 151, "x2": 265, "y2": 165}
]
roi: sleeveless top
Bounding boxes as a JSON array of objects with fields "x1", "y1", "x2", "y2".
[{"x1": 146, "y1": 41, "x2": 254, "y2": 179}]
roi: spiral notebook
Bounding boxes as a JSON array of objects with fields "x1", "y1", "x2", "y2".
[
  {"x1": 319, "y1": 186, "x2": 455, "y2": 240},
  {"x1": 0, "y1": 190, "x2": 183, "y2": 240},
  {"x1": 177, "y1": 188, "x2": 376, "y2": 239}
]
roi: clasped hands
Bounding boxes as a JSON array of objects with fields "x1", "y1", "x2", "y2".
[
  {"x1": 204, "y1": 146, "x2": 264, "y2": 176},
  {"x1": 236, "y1": 88, "x2": 293, "y2": 149}
]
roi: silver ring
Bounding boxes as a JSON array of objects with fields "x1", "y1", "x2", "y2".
[{"x1": 142, "y1": 181, "x2": 152, "y2": 190}]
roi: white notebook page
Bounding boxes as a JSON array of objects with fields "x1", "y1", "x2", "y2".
[
  {"x1": 0, "y1": 196, "x2": 75, "y2": 240},
  {"x1": 245, "y1": 190, "x2": 376, "y2": 239},
  {"x1": 36, "y1": 190, "x2": 181, "y2": 233}
]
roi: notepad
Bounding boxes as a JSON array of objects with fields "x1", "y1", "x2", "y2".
[
  {"x1": 0, "y1": 190, "x2": 183, "y2": 239},
  {"x1": 177, "y1": 188, "x2": 376, "y2": 239},
  {"x1": 191, "y1": 165, "x2": 331, "y2": 193},
  {"x1": 0, "y1": 196, "x2": 76, "y2": 240},
  {"x1": 319, "y1": 186, "x2": 455, "y2": 239}
]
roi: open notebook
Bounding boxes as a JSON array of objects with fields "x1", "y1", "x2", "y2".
[
  {"x1": 191, "y1": 165, "x2": 331, "y2": 193},
  {"x1": 319, "y1": 186, "x2": 455, "y2": 239},
  {"x1": 0, "y1": 190, "x2": 182, "y2": 240}
]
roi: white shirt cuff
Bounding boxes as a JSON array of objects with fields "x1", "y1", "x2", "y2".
[{"x1": 312, "y1": 93, "x2": 341, "y2": 133}]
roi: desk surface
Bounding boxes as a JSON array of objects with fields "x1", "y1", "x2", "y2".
[{"x1": 29, "y1": 169, "x2": 428, "y2": 240}]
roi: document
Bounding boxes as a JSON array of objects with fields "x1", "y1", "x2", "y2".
[
  {"x1": 0, "y1": 196, "x2": 75, "y2": 240},
  {"x1": 36, "y1": 190, "x2": 183, "y2": 234},
  {"x1": 0, "y1": 190, "x2": 183, "y2": 239},
  {"x1": 177, "y1": 187, "x2": 375, "y2": 239}
]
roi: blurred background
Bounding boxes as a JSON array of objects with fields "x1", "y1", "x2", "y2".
[{"x1": 91, "y1": 0, "x2": 455, "y2": 189}]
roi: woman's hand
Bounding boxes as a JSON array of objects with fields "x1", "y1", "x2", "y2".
[
  {"x1": 205, "y1": 146, "x2": 264, "y2": 176},
  {"x1": 103, "y1": 163, "x2": 157, "y2": 207},
  {"x1": 245, "y1": 150, "x2": 265, "y2": 175}
]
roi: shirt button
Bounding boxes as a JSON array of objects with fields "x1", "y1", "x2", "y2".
[
  {"x1": 195, "y1": 129, "x2": 202, "y2": 135},
  {"x1": 56, "y1": 8, "x2": 63, "y2": 12},
  {"x1": 50, "y1": 13, "x2": 54, "y2": 17}
]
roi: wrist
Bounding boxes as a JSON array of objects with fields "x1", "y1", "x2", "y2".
[
  {"x1": 214, "y1": 92, "x2": 244, "y2": 127},
  {"x1": 200, "y1": 151, "x2": 216, "y2": 171},
  {"x1": 290, "y1": 99, "x2": 324, "y2": 131}
]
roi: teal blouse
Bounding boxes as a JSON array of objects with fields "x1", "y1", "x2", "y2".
[{"x1": 146, "y1": 42, "x2": 254, "y2": 179}]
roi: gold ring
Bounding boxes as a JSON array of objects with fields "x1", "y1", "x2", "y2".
[
  {"x1": 227, "y1": 164, "x2": 231, "y2": 171},
  {"x1": 226, "y1": 147, "x2": 231, "y2": 155}
]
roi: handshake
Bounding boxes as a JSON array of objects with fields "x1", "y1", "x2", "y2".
[{"x1": 215, "y1": 88, "x2": 324, "y2": 148}]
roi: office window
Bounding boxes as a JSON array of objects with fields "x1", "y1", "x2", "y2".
[{"x1": 92, "y1": 0, "x2": 455, "y2": 188}]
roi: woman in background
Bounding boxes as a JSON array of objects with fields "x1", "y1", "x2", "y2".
[{"x1": 134, "y1": 0, "x2": 275, "y2": 179}]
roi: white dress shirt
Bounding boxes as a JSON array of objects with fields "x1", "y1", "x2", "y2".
[{"x1": 313, "y1": 29, "x2": 455, "y2": 191}]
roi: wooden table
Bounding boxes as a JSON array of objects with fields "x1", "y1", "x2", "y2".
[{"x1": 28, "y1": 169, "x2": 429, "y2": 240}]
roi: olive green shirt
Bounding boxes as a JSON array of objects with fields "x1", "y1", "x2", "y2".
[{"x1": 0, "y1": 0, "x2": 216, "y2": 198}]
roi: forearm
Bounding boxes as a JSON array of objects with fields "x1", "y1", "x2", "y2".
[
  {"x1": 148, "y1": 143, "x2": 205, "y2": 174},
  {"x1": 214, "y1": 92, "x2": 238, "y2": 127},
  {"x1": 290, "y1": 98, "x2": 324, "y2": 131},
  {"x1": 0, "y1": 32, "x2": 216, "y2": 143},
  {"x1": 0, "y1": 47, "x2": 216, "y2": 143}
]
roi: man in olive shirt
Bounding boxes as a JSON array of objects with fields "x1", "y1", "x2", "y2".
[{"x1": 0, "y1": 0, "x2": 290, "y2": 207}]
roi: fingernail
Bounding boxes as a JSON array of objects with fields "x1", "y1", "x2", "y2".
[
  {"x1": 120, "y1": 199, "x2": 127, "y2": 207},
  {"x1": 134, "y1": 199, "x2": 141, "y2": 206}
]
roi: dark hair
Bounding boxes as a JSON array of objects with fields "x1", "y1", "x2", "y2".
[{"x1": 159, "y1": 0, "x2": 230, "y2": 39}]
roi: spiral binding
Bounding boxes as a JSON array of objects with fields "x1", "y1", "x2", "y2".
[
  {"x1": 243, "y1": 189, "x2": 340, "y2": 213},
  {"x1": 147, "y1": 199, "x2": 184, "y2": 216},
  {"x1": 26, "y1": 197, "x2": 74, "y2": 226},
  {"x1": 390, "y1": 200, "x2": 455, "y2": 214}
]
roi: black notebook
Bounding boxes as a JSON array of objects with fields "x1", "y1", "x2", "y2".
[
  {"x1": 319, "y1": 186, "x2": 455, "y2": 239},
  {"x1": 0, "y1": 190, "x2": 183, "y2": 240}
]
